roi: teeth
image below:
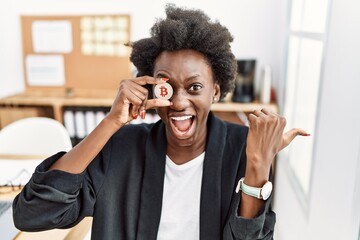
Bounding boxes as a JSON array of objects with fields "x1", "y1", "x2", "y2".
[{"x1": 171, "y1": 116, "x2": 192, "y2": 121}]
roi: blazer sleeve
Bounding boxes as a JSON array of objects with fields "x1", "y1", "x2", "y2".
[
  {"x1": 12, "y1": 150, "x2": 108, "y2": 232},
  {"x1": 223, "y1": 192, "x2": 276, "y2": 240}
]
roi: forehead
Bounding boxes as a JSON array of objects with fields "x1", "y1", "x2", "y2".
[{"x1": 153, "y1": 49, "x2": 213, "y2": 79}]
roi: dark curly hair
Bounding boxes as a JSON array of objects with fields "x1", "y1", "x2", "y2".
[{"x1": 129, "y1": 4, "x2": 237, "y2": 100}]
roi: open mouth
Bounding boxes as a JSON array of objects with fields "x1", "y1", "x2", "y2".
[{"x1": 169, "y1": 115, "x2": 195, "y2": 138}]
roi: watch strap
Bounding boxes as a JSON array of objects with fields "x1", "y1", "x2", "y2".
[{"x1": 236, "y1": 177, "x2": 262, "y2": 198}]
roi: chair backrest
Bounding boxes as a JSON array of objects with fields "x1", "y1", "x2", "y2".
[{"x1": 0, "y1": 117, "x2": 72, "y2": 155}]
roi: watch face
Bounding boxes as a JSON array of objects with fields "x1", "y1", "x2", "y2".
[{"x1": 261, "y1": 181, "x2": 273, "y2": 200}]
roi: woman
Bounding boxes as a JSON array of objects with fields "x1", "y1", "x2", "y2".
[{"x1": 13, "y1": 5, "x2": 308, "y2": 240}]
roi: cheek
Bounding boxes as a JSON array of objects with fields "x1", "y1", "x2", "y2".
[
  {"x1": 195, "y1": 99, "x2": 212, "y2": 113},
  {"x1": 156, "y1": 108, "x2": 167, "y2": 119}
]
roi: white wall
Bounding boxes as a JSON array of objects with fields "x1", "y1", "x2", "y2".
[
  {"x1": 0, "y1": 2, "x2": 25, "y2": 97},
  {"x1": 0, "y1": 0, "x2": 287, "y2": 100},
  {"x1": 274, "y1": 0, "x2": 360, "y2": 239}
]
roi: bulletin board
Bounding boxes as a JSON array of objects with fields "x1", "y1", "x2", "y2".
[{"x1": 21, "y1": 15, "x2": 132, "y2": 94}]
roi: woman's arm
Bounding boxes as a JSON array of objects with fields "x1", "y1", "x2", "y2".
[
  {"x1": 239, "y1": 108, "x2": 309, "y2": 218},
  {"x1": 13, "y1": 76, "x2": 171, "y2": 231},
  {"x1": 48, "y1": 117, "x2": 120, "y2": 173},
  {"x1": 49, "y1": 76, "x2": 171, "y2": 174},
  {"x1": 223, "y1": 109, "x2": 308, "y2": 239}
]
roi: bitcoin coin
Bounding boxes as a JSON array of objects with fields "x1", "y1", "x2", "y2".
[{"x1": 153, "y1": 82, "x2": 173, "y2": 100}]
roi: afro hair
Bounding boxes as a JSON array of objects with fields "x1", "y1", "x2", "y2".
[{"x1": 129, "y1": 4, "x2": 237, "y2": 100}]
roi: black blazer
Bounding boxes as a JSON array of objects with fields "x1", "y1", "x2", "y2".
[{"x1": 13, "y1": 112, "x2": 275, "y2": 239}]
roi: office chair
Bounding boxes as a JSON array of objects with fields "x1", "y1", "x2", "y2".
[{"x1": 0, "y1": 117, "x2": 72, "y2": 156}]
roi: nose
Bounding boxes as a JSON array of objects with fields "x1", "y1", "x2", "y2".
[{"x1": 170, "y1": 90, "x2": 189, "y2": 111}]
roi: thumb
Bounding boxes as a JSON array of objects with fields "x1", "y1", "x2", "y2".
[{"x1": 280, "y1": 128, "x2": 310, "y2": 150}]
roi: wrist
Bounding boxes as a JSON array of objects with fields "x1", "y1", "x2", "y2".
[
  {"x1": 245, "y1": 153, "x2": 272, "y2": 183},
  {"x1": 101, "y1": 115, "x2": 124, "y2": 133},
  {"x1": 244, "y1": 163, "x2": 270, "y2": 187}
]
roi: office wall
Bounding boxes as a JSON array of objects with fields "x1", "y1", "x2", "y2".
[
  {"x1": 0, "y1": 0, "x2": 288, "y2": 102},
  {"x1": 0, "y1": 2, "x2": 25, "y2": 97}
]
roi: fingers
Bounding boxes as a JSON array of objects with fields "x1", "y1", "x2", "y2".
[
  {"x1": 145, "y1": 98, "x2": 173, "y2": 110},
  {"x1": 281, "y1": 128, "x2": 311, "y2": 150},
  {"x1": 134, "y1": 76, "x2": 169, "y2": 86},
  {"x1": 128, "y1": 85, "x2": 147, "y2": 119},
  {"x1": 260, "y1": 108, "x2": 278, "y2": 117},
  {"x1": 248, "y1": 109, "x2": 266, "y2": 119},
  {"x1": 118, "y1": 76, "x2": 171, "y2": 121},
  {"x1": 248, "y1": 109, "x2": 265, "y2": 126},
  {"x1": 249, "y1": 108, "x2": 278, "y2": 118},
  {"x1": 132, "y1": 76, "x2": 169, "y2": 119},
  {"x1": 131, "y1": 99, "x2": 171, "y2": 121},
  {"x1": 247, "y1": 107, "x2": 310, "y2": 159},
  {"x1": 248, "y1": 108, "x2": 284, "y2": 128}
]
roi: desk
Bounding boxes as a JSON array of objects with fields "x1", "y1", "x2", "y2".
[
  {"x1": 0, "y1": 154, "x2": 45, "y2": 186},
  {"x1": 0, "y1": 155, "x2": 92, "y2": 240}
]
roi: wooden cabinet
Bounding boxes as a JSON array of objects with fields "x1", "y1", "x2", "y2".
[{"x1": 0, "y1": 106, "x2": 52, "y2": 129}]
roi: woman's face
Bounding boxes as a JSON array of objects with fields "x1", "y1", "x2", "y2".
[{"x1": 154, "y1": 49, "x2": 220, "y2": 148}]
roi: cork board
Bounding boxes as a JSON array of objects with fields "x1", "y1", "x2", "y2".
[{"x1": 21, "y1": 15, "x2": 132, "y2": 94}]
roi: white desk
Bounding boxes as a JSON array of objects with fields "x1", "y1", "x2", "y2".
[
  {"x1": 0, "y1": 154, "x2": 44, "y2": 186},
  {"x1": 0, "y1": 154, "x2": 92, "y2": 240}
]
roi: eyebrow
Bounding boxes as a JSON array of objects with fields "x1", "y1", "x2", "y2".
[
  {"x1": 155, "y1": 73, "x2": 201, "y2": 82},
  {"x1": 185, "y1": 74, "x2": 200, "y2": 82},
  {"x1": 155, "y1": 73, "x2": 169, "y2": 78}
]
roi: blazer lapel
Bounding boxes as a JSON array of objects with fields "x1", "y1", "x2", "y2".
[
  {"x1": 136, "y1": 122, "x2": 167, "y2": 240},
  {"x1": 200, "y1": 113, "x2": 227, "y2": 240}
]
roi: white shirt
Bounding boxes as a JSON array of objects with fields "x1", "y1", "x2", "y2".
[{"x1": 157, "y1": 152, "x2": 205, "y2": 240}]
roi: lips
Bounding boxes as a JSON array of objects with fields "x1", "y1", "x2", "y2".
[{"x1": 169, "y1": 115, "x2": 194, "y2": 137}]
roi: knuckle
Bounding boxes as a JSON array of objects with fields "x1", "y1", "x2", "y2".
[
  {"x1": 141, "y1": 76, "x2": 149, "y2": 81},
  {"x1": 119, "y1": 81, "x2": 126, "y2": 88},
  {"x1": 268, "y1": 114, "x2": 276, "y2": 121},
  {"x1": 257, "y1": 117, "x2": 264, "y2": 124},
  {"x1": 254, "y1": 109, "x2": 261, "y2": 114},
  {"x1": 269, "y1": 118, "x2": 276, "y2": 125},
  {"x1": 143, "y1": 76, "x2": 152, "y2": 82},
  {"x1": 134, "y1": 99, "x2": 142, "y2": 105}
]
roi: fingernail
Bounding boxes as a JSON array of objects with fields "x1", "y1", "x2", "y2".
[
  {"x1": 141, "y1": 111, "x2": 146, "y2": 119},
  {"x1": 132, "y1": 114, "x2": 138, "y2": 119},
  {"x1": 160, "y1": 77, "x2": 169, "y2": 82}
]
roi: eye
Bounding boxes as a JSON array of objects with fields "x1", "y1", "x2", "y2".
[{"x1": 189, "y1": 83, "x2": 203, "y2": 92}]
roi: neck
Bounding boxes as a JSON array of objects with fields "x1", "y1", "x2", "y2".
[
  {"x1": 166, "y1": 141, "x2": 206, "y2": 165},
  {"x1": 165, "y1": 113, "x2": 211, "y2": 165}
]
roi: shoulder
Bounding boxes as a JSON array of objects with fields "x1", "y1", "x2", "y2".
[
  {"x1": 104, "y1": 122, "x2": 156, "y2": 152},
  {"x1": 208, "y1": 113, "x2": 248, "y2": 149},
  {"x1": 223, "y1": 121, "x2": 248, "y2": 152},
  {"x1": 113, "y1": 123, "x2": 154, "y2": 139},
  {"x1": 208, "y1": 112, "x2": 248, "y2": 143},
  {"x1": 225, "y1": 121, "x2": 248, "y2": 138}
]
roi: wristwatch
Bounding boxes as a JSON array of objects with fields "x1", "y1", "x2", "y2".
[{"x1": 235, "y1": 177, "x2": 273, "y2": 200}]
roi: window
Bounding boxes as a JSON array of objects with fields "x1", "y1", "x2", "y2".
[{"x1": 282, "y1": 0, "x2": 329, "y2": 200}]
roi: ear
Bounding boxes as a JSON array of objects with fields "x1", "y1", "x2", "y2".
[{"x1": 213, "y1": 83, "x2": 221, "y2": 103}]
